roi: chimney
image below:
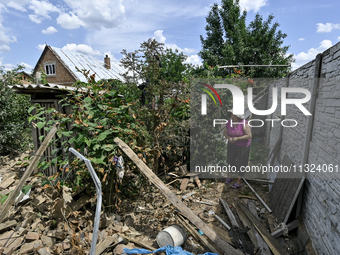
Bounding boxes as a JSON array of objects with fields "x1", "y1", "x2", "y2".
[{"x1": 104, "y1": 55, "x2": 111, "y2": 69}]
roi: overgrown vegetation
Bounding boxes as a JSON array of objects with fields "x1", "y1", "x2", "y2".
[
  {"x1": 29, "y1": 39, "x2": 191, "y2": 210},
  {"x1": 0, "y1": 65, "x2": 32, "y2": 155}
]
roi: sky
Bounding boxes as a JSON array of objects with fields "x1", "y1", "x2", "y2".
[{"x1": 0, "y1": 0, "x2": 340, "y2": 73}]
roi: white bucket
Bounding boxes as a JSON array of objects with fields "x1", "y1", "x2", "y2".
[{"x1": 156, "y1": 224, "x2": 187, "y2": 247}]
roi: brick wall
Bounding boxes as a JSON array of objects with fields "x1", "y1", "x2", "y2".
[
  {"x1": 35, "y1": 49, "x2": 76, "y2": 85},
  {"x1": 263, "y1": 42, "x2": 340, "y2": 254}
]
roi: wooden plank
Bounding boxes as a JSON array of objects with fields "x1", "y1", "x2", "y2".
[
  {"x1": 220, "y1": 198, "x2": 239, "y2": 227},
  {"x1": 271, "y1": 220, "x2": 299, "y2": 238},
  {"x1": 267, "y1": 216, "x2": 275, "y2": 233},
  {"x1": 0, "y1": 220, "x2": 17, "y2": 232},
  {"x1": 0, "y1": 123, "x2": 59, "y2": 224},
  {"x1": 114, "y1": 137, "x2": 242, "y2": 255},
  {"x1": 180, "y1": 178, "x2": 189, "y2": 191},
  {"x1": 235, "y1": 203, "x2": 259, "y2": 251},
  {"x1": 0, "y1": 177, "x2": 15, "y2": 190},
  {"x1": 120, "y1": 234, "x2": 156, "y2": 251},
  {"x1": 236, "y1": 201, "x2": 288, "y2": 255},
  {"x1": 247, "y1": 200, "x2": 259, "y2": 221},
  {"x1": 177, "y1": 215, "x2": 220, "y2": 254},
  {"x1": 238, "y1": 195, "x2": 257, "y2": 200},
  {"x1": 207, "y1": 223, "x2": 232, "y2": 244},
  {"x1": 95, "y1": 235, "x2": 118, "y2": 255},
  {"x1": 194, "y1": 176, "x2": 202, "y2": 189}
]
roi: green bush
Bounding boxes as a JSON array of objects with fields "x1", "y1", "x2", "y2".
[{"x1": 0, "y1": 65, "x2": 31, "y2": 155}]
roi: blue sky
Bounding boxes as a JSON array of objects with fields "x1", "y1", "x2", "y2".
[{"x1": 0, "y1": 0, "x2": 339, "y2": 73}]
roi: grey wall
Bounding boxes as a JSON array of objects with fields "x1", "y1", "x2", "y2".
[{"x1": 262, "y1": 42, "x2": 340, "y2": 254}]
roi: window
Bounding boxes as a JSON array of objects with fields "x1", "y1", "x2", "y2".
[{"x1": 45, "y1": 63, "x2": 56, "y2": 75}]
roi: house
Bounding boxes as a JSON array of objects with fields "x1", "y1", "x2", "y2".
[
  {"x1": 32, "y1": 45, "x2": 125, "y2": 85},
  {"x1": 19, "y1": 71, "x2": 33, "y2": 85}
]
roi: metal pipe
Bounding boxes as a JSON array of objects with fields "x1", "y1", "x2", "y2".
[
  {"x1": 69, "y1": 148, "x2": 102, "y2": 255},
  {"x1": 242, "y1": 177, "x2": 272, "y2": 213}
]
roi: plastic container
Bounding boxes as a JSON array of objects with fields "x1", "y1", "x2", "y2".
[{"x1": 156, "y1": 224, "x2": 187, "y2": 247}]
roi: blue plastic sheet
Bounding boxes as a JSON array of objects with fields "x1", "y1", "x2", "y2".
[{"x1": 123, "y1": 245, "x2": 219, "y2": 255}]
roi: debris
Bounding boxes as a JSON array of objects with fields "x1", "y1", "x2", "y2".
[
  {"x1": 247, "y1": 200, "x2": 259, "y2": 221},
  {"x1": 0, "y1": 220, "x2": 17, "y2": 232},
  {"x1": 271, "y1": 220, "x2": 299, "y2": 238},
  {"x1": 0, "y1": 122, "x2": 60, "y2": 224},
  {"x1": 236, "y1": 200, "x2": 288, "y2": 255},
  {"x1": 180, "y1": 178, "x2": 189, "y2": 191},
  {"x1": 0, "y1": 176, "x2": 15, "y2": 190},
  {"x1": 114, "y1": 137, "x2": 241, "y2": 254},
  {"x1": 220, "y1": 198, "x2": 239, "y2": 227},
  {"x1": 95, "y1": 234, "x2": 119, "y2": 255},
  {"x1": 267, "y1": 216, "x2": 275, "y2": 233},
  {"x1": 242, "y1": 177, "x2": 272, "y2": 213},
  {"x1": 124, "y1": 245, "x2": 219, "y2": 255},
  {"x1": 208, "y1": 210, "x2": 231, "y2": 231},
  {"x1": 194, "y1": 176, "x2": 202, "y2": 189},
  {"x1": 120, "y1": 234, "x2": 156, "y2": 251},
  {"x1": 156, "y1": 224, "x2": 187, "y2": 247},
  {"x1": 207, "y1": 223, "x2": 232, "y2": 244},
  {"x1": 176, "y1": 214, "x2": 220, "y2": 254}
]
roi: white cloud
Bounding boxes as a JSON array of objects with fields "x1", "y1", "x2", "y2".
[
  {"x1": 6, "y1": 1, "x2": 27, "y2": 12},
  {"x1": 239, "y1": 0, "x2": 267, "y2": 12},
  {"x1": 20, "y1": 62, "x2": 33, "y2": 72},
  {"x1": 153, "y1": 30, "x2": 195, "y2": 54},
  {"x1": 42, "y1": 26, "x2": 58, "y2": 34},
  {"x1": 299, "y1": 38, "x2": 305, "y2": 41},
  {"x1": 338, "y1": 36, "x2": 340, "y2": 41},
  {"x1": 59, "y1": 0, "x2": 125, "y2": 30},
  {"x1": 184, "y1": 55, "x2": 201, "y2": 66},
  {"x1": 62, "y1": 43, "x2": 101, "y2": 56},
  {"x1": 28, "y1": 0, "x2": 60, "y2": 23},
  {"x1": 0, "y1": 22, "x2": 17, "y2": 53},
  {"x1": 57, "y1": 12, "x2": 85, "y2": 29},
  {"x1": 37, "y1": 44, "x2": 46, "y2": 51},
  {"x1": 316, "y1": 23, "x2": 340, "y2": 33},
  {"x1": 153, "y1": 30, "x2": 166, "y2": 44},
  {"x1": 292, "y1": 40, "x2": 333, "y2": 70}
]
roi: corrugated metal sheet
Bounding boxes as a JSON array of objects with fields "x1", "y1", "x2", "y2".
[{"x1": 51, "y1": 46, "x2": 125, "y2": 83}]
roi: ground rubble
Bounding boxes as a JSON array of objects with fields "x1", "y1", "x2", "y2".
[{"x1": 0, "y1": 152, "x2": 315, "y2": 255}]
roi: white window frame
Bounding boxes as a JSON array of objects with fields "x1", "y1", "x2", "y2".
[{"x1": 45, "y1": 62, "x2": 56, "y2": 76}]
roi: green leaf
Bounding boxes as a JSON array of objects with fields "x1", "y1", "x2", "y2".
[
  {"x1": 93, "y1": 144, "x2": 100, "y2": 150},
  {"x1": 28, "y1": 106, "x2": 35, "y2": 113},
  {"x1": 102, "y1": 144, "x2": 114, "y2": 151},
  {"x1": 0, "y1": 194, "x2": 9, "y2": 204},
  {"x1": 83, "y1": 97, "x2": 92, "y2": 103},
  {"x1": 36, "y1": 121, "x2": 46, "y2": 129},
  {"x1": 62, "y1": 131, "x2": 73, "y2": 137},
  {"x1": 22, "y1": 185, "x2": 32, "y2": 194},
  {"x1": 97, "y1": 130, "x2": 112, "y2": 141}
]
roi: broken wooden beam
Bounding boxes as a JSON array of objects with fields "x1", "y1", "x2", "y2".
[
  {"x1": 194, "y1": 176, "x2": 202, "y2": 189},
  {"x1": 267, "y1": 216, "x2": 275, "y2": 233},
  {"x1": 207, "y1": 223, "x2": 232, "y2": 245},
  {"x1": 271, "y1": 220, "x2": 300, "y2": 238},
  {"x1": 177, "y1": 214, "x2": 220, "y2": 254},
  {"x1": 242, "y1": 177, "x2": 272, "y2": 213},
  {"x1": 119, "y1": 234, "x2": 156, "y2": 251},
  {"x1": 180, "y1": 178, "x2": 189, "y2": 191},
  {"x1": 236, "y1": 200, "x2": 288, "y2": 255},
  {"x1": 95, "y1": 235, "x2": 118, "y2": 255},
  {"x1": 0, "y1": 123, "x2": 59, "y2": 224},
  {"x1": 220, "y1": 198, "x2": 239, "y2": 227},
  {"x1": 114, "y1": 137, "x2": 243, "y2": 255}
]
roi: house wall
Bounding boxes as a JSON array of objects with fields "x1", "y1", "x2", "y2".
[
  {"x1": 262, "y1": 42, "x2": 340, "y2": 254},
  {"x1": 35, "y1": 49, "x2": 76, "y2": 85}
]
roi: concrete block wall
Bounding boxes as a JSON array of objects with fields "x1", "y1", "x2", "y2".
[{"x1": 263, "y1": 41, "x2": 340, "y2": 254}]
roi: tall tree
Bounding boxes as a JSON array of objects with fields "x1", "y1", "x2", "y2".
[{"x1": 199, "y1": 0, "x2": 294, "y2": 77}]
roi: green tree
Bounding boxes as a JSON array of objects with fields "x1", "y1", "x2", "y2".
[
  {"x1": 0, "y1": 65, "x2": 31, "y2": 155},
  {"x1": 199, "y1": 0, "x2": 293, "y2": 77}
]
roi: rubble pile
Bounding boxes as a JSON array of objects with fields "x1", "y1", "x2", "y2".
[{"x1": 0, "y1": 151, "x2": 315, "y2": 255}]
